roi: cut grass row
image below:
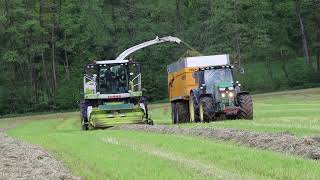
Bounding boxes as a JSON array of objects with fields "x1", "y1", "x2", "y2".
[{"x1": 5, "y1": 118, "x2": 320, "y2": 180}]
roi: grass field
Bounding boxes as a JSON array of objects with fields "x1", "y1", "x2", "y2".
[{"x1": 1, "y1": 88, "x2": 320, "y2": 179}]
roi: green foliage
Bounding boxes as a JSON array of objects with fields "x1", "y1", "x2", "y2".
[{"x1": 0, "y1": 0, "x2": 320, "y2": 115}]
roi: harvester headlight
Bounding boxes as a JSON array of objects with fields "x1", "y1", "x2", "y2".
[
  {"x1": 228, "y1": 92, "x2": 234, "y2": 98},
  {"x1": 228, "y1": 87, "x2": 234, "y2": 90},
  {"x1": 219, "y1": 87, "x2": 226, "y2": 91},
  {"x1": 221, "y1": 93, "x2": 226, "y2": 98}
]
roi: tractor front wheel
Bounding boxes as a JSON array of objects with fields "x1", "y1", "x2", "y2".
[
  {"x1": 199, "y1": 97, "x2": 215, "y2": 123},
  {"x1": 237, "y1": 94, "x2": 253, "y2": 120}
]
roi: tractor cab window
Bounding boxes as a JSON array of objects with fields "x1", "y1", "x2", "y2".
[
  {"x1": 99, "y1": 64, "x2": 128, "y2": 94},
  {"x1": 204, "y1": 68, "x2": 233, "y2": 93}
]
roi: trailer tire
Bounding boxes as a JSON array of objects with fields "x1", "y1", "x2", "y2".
[
  {"x1": 171, "y1": 102, "x2": 177, "y2": 124},
  {"x1": 189, "y1": 93, "x2": 200, "y2": 122},
  {"x1": 237, "y1": 94, "x2": 253, "y2": 120},
  {"x1": 199, "y1": 97, "x2": 215, "y2": 122}
]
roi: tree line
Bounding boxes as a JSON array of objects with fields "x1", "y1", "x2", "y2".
[{"x1": 0, "y1": 0, "x2": 319, "y2": 115}]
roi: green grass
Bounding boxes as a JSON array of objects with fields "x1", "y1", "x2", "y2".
[
  {"x1": 150, "y1": 88, "x2": 320, "y2": 136},
  {"x1": 1, "y1": 88, "x2": 320, "y2": 179}
]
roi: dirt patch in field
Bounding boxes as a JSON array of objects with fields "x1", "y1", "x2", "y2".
[
  {"x1": 116, "y1": 125, "x2": 320, "y2": 160},
  {"x1": 0, "y1": 133, "x2": 81, "y2": 180}
]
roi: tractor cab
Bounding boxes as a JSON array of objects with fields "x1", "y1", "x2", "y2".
[
  {"x1": 196, "y1": 65, "x2": 237, "y2": 97},
  {"x1": 192, "y1": 65, "x2": 245, "y2": 121}
]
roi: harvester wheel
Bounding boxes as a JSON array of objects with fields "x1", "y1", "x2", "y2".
[
  {"x1": 81, "y1": 121, "x2": 89, "y2": 131},
  {"x1": 199, "y1": 97, "x2": 215, "y2": 123},
  {"x1": 237, "y1": 94, "x2": 253, "y2": 120},
  {"x1": 80, "y1": 100, "x2": 89, "y2": 131},
  {"x1": 189, "y1": 93, "x2": 200, "y2": 123}
]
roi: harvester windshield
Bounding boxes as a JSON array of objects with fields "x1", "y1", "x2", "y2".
[{"x1": 99, "y1": 64, "x2": 128, "y2": 94}]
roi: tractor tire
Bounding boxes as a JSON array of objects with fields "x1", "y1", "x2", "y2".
[
  {"x1": 237, "y1": 94, "x2": 253, "y2": 120},
  {"x1": 189, "y1": 93, "x2": 200, "y2": 122},
  {"x1": 199, "y1": 97, "x2": 215, "y2": 123},
  {"x1": 80, "y1": 100, "x2": 89, "y2": 131}
]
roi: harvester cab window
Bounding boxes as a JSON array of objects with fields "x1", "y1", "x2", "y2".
[
  {"x1": 99, "y1": 64, "x2": 128, "y2": 94},
  {"x1": 204, "y1": 68, "x2": 233, "y2": 93},
  {"x1": 128, "y1": 63, "x2": 142, "y2": 92}
]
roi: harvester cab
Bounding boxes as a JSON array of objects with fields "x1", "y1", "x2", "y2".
[
  {"x1": 81, "y1": 36, "x2": 182, "y2": 130},
  {"x1": 81, "y1": 60, "x2": 148, "y2": 130}
]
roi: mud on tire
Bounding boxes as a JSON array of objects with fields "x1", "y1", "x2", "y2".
[
  {"x1": 172, "y1": 101, "x2": 190, "y2": 124},
  {"x1": 199, "y1": 96, "x2": 215, "y2": 122},
  {"x1": 189, "y1": 93, "x2": 200, "y2": 122},
  {"x1": 80, "y1": 100, "x2": 89, "y2": 131},
  {"x1": 237, "y1": 94, "x2": 253, "y2": 120}
]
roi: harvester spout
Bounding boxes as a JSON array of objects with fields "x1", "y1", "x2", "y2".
[{"x1": 115, "y1": 36, "x2": 182, "y2": 61}]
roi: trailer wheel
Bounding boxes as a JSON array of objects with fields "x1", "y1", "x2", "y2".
[
  {"x1": 237, "y1": 94, "x2": 253, "y2": 120},
  {"x1": 172, "y1": 101, "x2": 190, "y2": 124},
  {"x1": 189, "y1": 93, "x2": 200, "y2": 122},
  {"x1": 199, "y1": 97, "x2": 215, "y2": 122},
  {"x1": 171, "y1": 102, "x2": 177, "y2": 124}
]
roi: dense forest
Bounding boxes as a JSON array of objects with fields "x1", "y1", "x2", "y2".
[{"x1": 0, "y1": 0, "x2": 320, "y2": 115}]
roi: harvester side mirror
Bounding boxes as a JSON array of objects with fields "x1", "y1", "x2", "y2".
[{"x1": 240, "y1": 67, "x2": 245, "y2": 75}]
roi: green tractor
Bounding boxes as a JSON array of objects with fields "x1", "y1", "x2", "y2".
[
  {"x1": 189, "y1": 65, "x2": 253, "y2": 122},
  {"x1": 80, "y1": 36, "x2": 182, "y2": 130}
]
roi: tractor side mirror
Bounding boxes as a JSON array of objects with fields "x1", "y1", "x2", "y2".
[
  {"x1": 200, "y1": 84, "x2": 206, "y2": 90},
  {"x1": 235, "y1": 81, "x2": 241, "y2": 87}
]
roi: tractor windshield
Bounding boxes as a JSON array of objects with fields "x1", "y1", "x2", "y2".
[
  {"x1": 99, "y1": 64, "x2": 128, "y2": 94},
  {"x1": 204, "y1": 68, "x2": 233, "y2": 92}
]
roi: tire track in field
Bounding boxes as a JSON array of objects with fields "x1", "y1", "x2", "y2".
[
  {"x1": 101, "y1": 137, "x2": 258, "y2": 180},
  {"x1": 116, "y1": 125, "x2": 320, "y2": 160}
]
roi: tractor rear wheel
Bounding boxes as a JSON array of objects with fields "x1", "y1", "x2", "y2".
[
  {"x1": 199, "y1": 97, "x2": 215, "y2": 123},
  {"x1": 237, "y1": 94, "x2": 253, "y2": 120},
  {"x1": 189, "y1": 93, "x2": 200, "y2": 122}
]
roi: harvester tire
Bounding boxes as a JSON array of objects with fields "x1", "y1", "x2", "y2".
[
  {"x1": 199, "y1": 97, "x2": 215, "y2": 122},
  {"x1": 189, "y1": 93, "x2": 200, "y2": 122},
  {"x1": 80, "y1": 100, "x2": 89, "y2": 131},
  {"x1": 237, "y1": 94, "x2": 253, "y2": 120}
]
